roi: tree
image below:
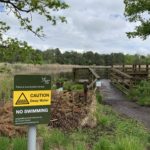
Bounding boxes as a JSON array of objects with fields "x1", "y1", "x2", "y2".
[
  {"x1": 0, "y1": 38, "x2": 43, "y2": 64},
  {"x1": 0, "y1": 21, "x2": 10, "y2": 42},
  {"x1": 0, "y1": 0, "x2": 69, "y2": 37},
  {"x1": 124, "y1": 0, "x2": 150, "y2": 39}
]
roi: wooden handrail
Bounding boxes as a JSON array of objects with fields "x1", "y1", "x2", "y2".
[
  {"x1": 89, "y1": 68, "x2": 100, "y2": 79},
  {"x1": 111, "y1": 68, "x2": 133, "y2": 79}
]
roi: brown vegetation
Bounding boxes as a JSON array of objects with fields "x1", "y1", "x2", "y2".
[
  {"x1": 0, "y1": 101, "x2": 27, "y2": 137},
  {"x1": 0, "y1": 90, "x2": 93, "y2": 137},
  {"x1": 49, "y1": 91, "x2": 93, "y2": 130}
]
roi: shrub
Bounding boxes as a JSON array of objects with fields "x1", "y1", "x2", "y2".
[
  {"x1": 71, "y1": 84, "x2": 83, "y2": 91},
  {"x1": 129, "y1": 80, "x2": 150, "y2": 106}
]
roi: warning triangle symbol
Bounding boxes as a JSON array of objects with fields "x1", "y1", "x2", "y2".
[{"x1": 16, "y1": 93, "x2": 29, "y2": 105}]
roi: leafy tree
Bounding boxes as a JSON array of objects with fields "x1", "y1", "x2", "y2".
[
  {"x1": 124, "y1": 54, "x2": 134, "y2": 64},
  {"x1": 83, "y1": 51, "x2": 95, "y2": 65},
  {"x1": 0, "y1": 21, "x2": 10, "y2": 42},
  {"x1": 0, "y1": 38, "x2": 42, "y2": 64},
  {"x1": 111, "y1": 53, "x2": 125, "y2": 65},
  {"x1": 124, "y1": 0, "x2": 150, "y2": 39},
  {"x1": 0, "y1": 0, "x2": 69, "y2": 37}
]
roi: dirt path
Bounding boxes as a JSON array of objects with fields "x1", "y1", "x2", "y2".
[{"x1": 100, "y1": 79, "x2": 150, "y2": 130}]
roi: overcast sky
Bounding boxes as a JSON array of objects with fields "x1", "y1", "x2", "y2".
[{"x1": 1, "y1": 0, "x2": 150, "y2": 55}]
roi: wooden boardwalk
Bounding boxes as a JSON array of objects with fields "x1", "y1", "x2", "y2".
[{"x1": 73, "y1": 64, "x2": 150, "y2": 94}]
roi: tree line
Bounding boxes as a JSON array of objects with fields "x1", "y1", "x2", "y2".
[{"x1": 0, "y1": 39, "x2": 150, "y2": 65}]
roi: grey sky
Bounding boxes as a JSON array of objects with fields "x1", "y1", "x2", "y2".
[{"x1": 1, "y1": 0, "x2": 150, "y2": 55}]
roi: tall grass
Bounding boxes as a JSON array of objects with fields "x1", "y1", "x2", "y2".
[
  {"x1": 0, "y1": 75, "x2": 13, "y2": 101},
  {"x1": 0, "y1": 137, "x2": 10, "y2": 150},
  {"x1": 12, "y1": 137, "x2": 27, "y2": 150}
]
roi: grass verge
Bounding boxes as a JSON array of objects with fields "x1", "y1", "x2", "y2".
[
  {"x1": 37, "y1": 102, "x2": 150, "y2": 150},
  {"x1": 0, "y1": 94, "x2": 149, "y2": 150}
]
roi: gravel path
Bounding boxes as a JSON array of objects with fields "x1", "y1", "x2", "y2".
[{"x1": 100, "y1": 79, "x2": 150, "y2": 130}]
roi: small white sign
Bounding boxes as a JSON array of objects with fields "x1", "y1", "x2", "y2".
[{"x1": 96, "y1": 80, "x2": 101, "y2": 87}]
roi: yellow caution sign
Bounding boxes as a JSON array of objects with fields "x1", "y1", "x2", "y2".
[{"x1": 13, "y1": 90, "x2": 51, "y2": 107}]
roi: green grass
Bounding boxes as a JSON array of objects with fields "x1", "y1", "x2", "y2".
[
  {"x1": 96, "y1": 91, "x2": 102, "y2": 104},
  {"x1": 37, "y1": 101, "x2": 150, "y2": 150},
  {"x1": 138, "y1": 96, "x2": 150, "y2": 106},
  {"x1": 0, "y1": 103, "x2": 149, "y2": 150},
  {"x1": 129, "y1": 80, "x2": 150, "y2": 106},
  {"x1": 0, "y1": 93, "x2": 149, "y2": 150},
  {"x1": 0, "y1": 137, "x2": 10, "y2": 150},
  {"x1": 93, "y1": 137, "x2": 111, "y2": 150},
  {"x1": 112, "y1": 136, "x2": 145, "y2": 150},
  {"x1": 0, "y1": 136, "x2": 27, "y2": 150},
  {"x1": 12, "y1": 137, "x2": 27, "y2": 150},
  {"x1": 63, "y1": 81, "x2": 83, "y2": 91}
]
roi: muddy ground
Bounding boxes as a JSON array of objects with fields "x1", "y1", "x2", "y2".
[{"x1": 100, "y1": 79, "x2": 150, "y2": 130}]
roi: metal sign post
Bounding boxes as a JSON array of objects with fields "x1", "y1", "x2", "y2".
[
  {"x1": 28, "y1": 125, "x2": 36, "y2": 150},
  {"x1": 13, "y1": 75, "x2": 51, "y2": 150}
]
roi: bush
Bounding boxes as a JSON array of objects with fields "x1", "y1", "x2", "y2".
[
  {"x1": 138, "y1": 96, "x2": 150, "y2": 106},
  {"x1": 64, "y1": 81, "x2": 83, "y2": 91},
  {"x1": 71, "y1": 84, "x2": 83, "y2": 91},
  {"x1": 129, "y1": 80, "x2": 150, "y2": 106},
  {"x1": 63, "y1": 81, "x2": 72, "y2": 91}
]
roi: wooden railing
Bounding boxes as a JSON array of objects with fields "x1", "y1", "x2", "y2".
[{"x1": 73, "y1": 67, "x2": 100, "y2": 89}]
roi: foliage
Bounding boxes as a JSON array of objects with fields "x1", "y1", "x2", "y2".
[
  {"x1": 124, "y1": 0, "x2": 150, "y2": 39},
  {"x1": 112, "y1": 136, "x2": 145, "y2": 150},
  {"x1": 63, "y1": 81, "x2": 83, "y2": 91},
  {"x1": 0, "y1": 0, "x2": 69, "y2": 37},
  {"x1": 0, "y1": 137, "x2": 27, "y2": 150},
  {"x1": 0, "y1": 137, "x2": 10, "y2": 150},
  {"x1": 71, "y1": 84, "x2": 83, "y2": 91},
  {"x1": 12, "y1": 137, "x2": 27, "y2": 150},
  {"x1": 96, "y1": 91, "x2": 102, "y2": 104},
  {"x1": 1, "y1": 102, "x2": 149, "y2": 150},
  {"x1": 93, "y1": 137, "x2": 111, "y2": 150},
  {"x1": 0, "y1": 38, "x2": 43, "y2": 64},
  {"x1": 129, "y1": 80, "x2": 150, "y2": 106},
  {"x1": 1, "y1": 41, "x2": 150, "y2": 65},
  {"x1": 0, "y1": 75, "x2": 13, "y2": 101},
  {"x1": 37, "y1": 102, "x2": 150, "y2": 150},
  {"x1": 0, "y1": 21, "x2": 10, "y2": 42}
]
